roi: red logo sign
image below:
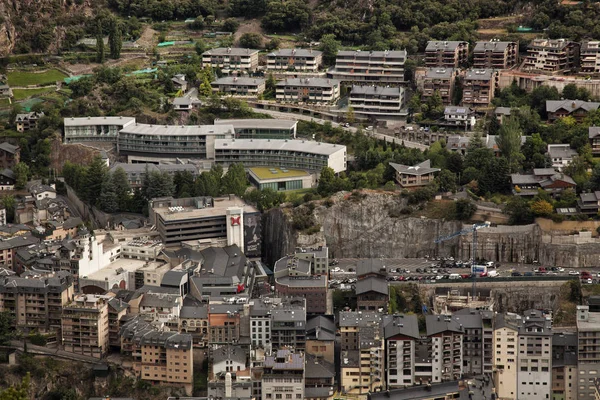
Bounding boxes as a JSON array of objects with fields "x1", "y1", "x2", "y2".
[{"x1": 230, "y1": 216, "x2": 241, "y2": 226}]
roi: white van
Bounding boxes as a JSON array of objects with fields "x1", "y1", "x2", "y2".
[{"x1": 449, "y1": 273, "x2": 461, "y2": 280}]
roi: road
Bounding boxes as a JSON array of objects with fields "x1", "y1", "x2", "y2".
[
  {"x1": 9, "y1": 340, "x2": 104, "y2": 364},
  {"x1": 251, "y1": 108, "x2": 429, "y2": 151}
]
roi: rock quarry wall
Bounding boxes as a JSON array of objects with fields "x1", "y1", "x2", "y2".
[{"x1": 262, "y1": 192, "x2": 600, "y2": 268}]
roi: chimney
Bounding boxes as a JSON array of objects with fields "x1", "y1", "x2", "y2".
[{"x1": 225, "y1": 373, "x2": 232, "y2": 397}]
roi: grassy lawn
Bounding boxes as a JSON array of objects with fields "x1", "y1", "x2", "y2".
[
  {"x1": 0, "y1": 98, "x2": 10, "y2": 108},
  {"x1": 12, "y1": 87, "x2": 55, "y2": 101},
  {"x1": 7, "y1": 69, "x2": 67, "y2": 86}
]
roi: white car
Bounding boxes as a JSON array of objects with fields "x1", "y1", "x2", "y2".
[
  {"x1": 557, "y1": 267, "x2": 565, "y2": 272},
  {"x1": 568, "y1": 270, "x2": 580, "y2": 276}
]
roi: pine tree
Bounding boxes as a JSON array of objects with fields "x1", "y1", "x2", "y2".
[
  {"x1": 112, "y1": 167, "x2": 131, "y2": 211},
  {"x1": 99, "y1": 175, "x2": 118, "y2": 213},
  {"x1": 497, "y1": 116, "x2": 524, "y2": 173},
  {"x1": 84, "y1": 156, "x2": 108, "y2": 206},
  {"x1": 108, "y1": 17, "x2": 122, "y2": 60},
  {"x1": 96, "y1": 19, "x2": 105, "y2": 63},
  {"x1": 222, "y1": 163, "x2": 248, "y2": 197}
]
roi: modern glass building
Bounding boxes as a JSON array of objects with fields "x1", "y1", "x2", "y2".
[
  {"x1": 63, "y1": 116, "x2": 136, "y2": 143},
  {"x1": 214, "y1": 119, "x2": 297, "y2": 139}
]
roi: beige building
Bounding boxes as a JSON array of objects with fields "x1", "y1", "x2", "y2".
[
  {"x1": 330, "y1": 50, "x2": 407, "y2": 83},
  {"x1": 462, "y1": 69, "x2": 498, "y2": 108},
  {"x1": 552, "y1": 332, "x2": 578, "y2": 400},
  {"x1": 425, "y1": 41, "x2": 468, "y2": 68},
  {"x1": 306, "y1": 315, "x2": 336, "y2": 364},
  {"x1": 61, "y1": 294, "x2": 110, "y2": 358},
  {"x1": 267, "y1": 48, "x2": 323, "y2": 72},
  {"x1": 262, "y1": 350, "x2": 305, "y2": 400},
  {"x1": 581, "y1": 41, "x2": 600, "y2": 74},
  {"x1": 577, "y1": 305, "x2": 600, "y2": 400},
  {"x1": 202, "y1": 47, "x2": 260, "y2": 73},
  {"x1": 473, "y1": 41, "x2": 518, "y2": 70},
  {"x1": 524, "y1": 39, "x2": 580, "y2": 73},
  {"x1": 276, "y1": 78, "x2": 340, "y2": 104},
  {"x1": 0, "y1": 271, "x2": 74, "y2": 333},
  {"x1": 212, "y1": 77, "x2": 266, "y2": 97},
  {"x1": 417, "y1": 67, "x2": 456, "y2": 106},
  {"x1": 389, "y1": 160, "x2": 440, "y2": 188}
]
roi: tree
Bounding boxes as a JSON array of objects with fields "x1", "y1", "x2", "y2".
[
  {"x1": 0, "y1": 372, "x2": 30, "y2": 400},
  {"x1": 263, "y1": 73, "x2": 276, "y2": 99},
  {"x1": 346, "y1": 107, "x2": 355, "y2": 124},
  {"x1": 435, "y1": 169, "x2": 457, "y2": 193},
  {"x1": 319, "y1": 34, "x2": 341, "y2": 66},
  {"x1": 84, "y1": 156, "x2": 108, "y2": 206},
  {"x1": 266, "y1": 37, "x2": 281, "y2": 51},
  {"x1": 195, "y1": 39, "x2": 206, "y2": 55},
  {"x1": 143, "y1": 171, "x2": 175, "y2": 200},
  {"x1": 238, "y1": 33, "x2": 263, "y2": 49},
  {"x1": 317, "y1": 166, "x2": 336, "y2": 196},
  {"x1": 530, "y1": 199, "x2": 553, "y2": 217},
  {"x1": 222, "y1": 163, "x2": 248, "y2": 197},
  {"x1": 1, "y1": 195, "x2": 16, "y2": 223},
  {"x1": 244, "y1": 188, "x2": 286, "y2": 212},
  {"x1": 478, "y1": 157, "x2": 510, "y2": 195},
  {"x1": 108, "y1": 17, "x2": 123, "y2": 59},
  {"x1": 505, "y1": 197, "x2": 534, "y2": 225},
  {"x1": 173, "y1": 171, "x2": 195, "y2": 198},
  {"x1": 112, "y1": 167, "x2": 131, "y2": 211},
  {"x1": 455, "y1": 199, "x2": 476, "y2": 221},
  {"x1": 0, "y1": 311, "x2": 14, "y2": 345},
  {"x1": 99, "y1": 175, "x2": 118, "y2": 213},
  {"x1": 196, "y1": 165, "x2": 223, "y2": 197},
  {"x1": 497, "y1": 116, "x2": 524, "y2": 173},
  {"x1": 95, "y1": 18, "x2": 105, "y2": 63},
  {"x1": 13, "y1": 162, "x2": 29, "y2": 190},
  {"x1": 222, "y1": 18, "x2": 240, "y2": 33}
]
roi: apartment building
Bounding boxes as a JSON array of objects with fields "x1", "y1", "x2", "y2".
[
  {"x1": 209, "y1": 345, "x2": 251, "y2": 398},
  {"x1": 262, "y1": 350, "x2": 305, "y2": 400},
  {"x1": 212, "y1": 76, "x2": 266, "y2": 97},
  {"x1": 590, "y1": 126, "x2": 600, "y2": 156},
  {"x1": 462, "y1": 69, "x2": 498, "y2": 108},
  {"x1": 581, "y1": 41, "x2": 600, "y2": 74},
  {"x1": 552, "y1": 332, "x2": 578, "y2": 400},
  {"x1": 383, "y1": 314, "x2": 420, "y2": 389},
  {"x1": 249, "y1": 299, "x2": 273, "y2": 351},
  {"x1": 417, "y1": 67, "x2": 456, "y2": 106},
  {"x1": 355, "y1": 277, "x2": 388, "y2": 311},
  {"x1": 444, "y1": 106, "x2": 476, "y2": 128},
  {"x1": 473, "y1": 41, "x2": 518, "y2": 69},
  {"x1": 275, "y1": 78, "x2": 340, "y2": 103},
  {"x1": 425, "y1": 41, "x2": 468, "y2": 68},
  {"x1": 524, "y1": 39, "x2": 580, "y2": 73},
  {"x1": 294, "y1": 246, "x2": 329, "y2": 275},
  {"x1": 274, "y1": 256, "x2": 328, "y2": 314},
  {"x1": 389, "y1": 160, "x2": 440, "y2": 188},
  {"x1": 0, "y1": 271, "x2": 74, "y2": 332},
  {"x1": 576, "y1": 305, "x2": 600, "y2": 400},
  {"x1": 208, "y1": 303, "x2": 243, "y2": 345},
  {"x1": 117, "y1": 123, "x2": 234, "y2": 162},
  {"x1": 547, "y1": 144, "x2": 578, "y2": 170},
  {"x1": 15, "y1": 111, "x2": 43, "y2": 132},
  {"x1": 0, "y1": 142, "x2": 19, "y2": 170},
  {"x1": 63, "y1": 116, "x2": 136, "y2": 144},
  {"x1": 61, "y1": 294, "x2": 110, "y2": 358},
  {"x1": 266, "y1": 48, "x2": 323, "y2": 72},
  {"x1": 108, "y1": 297, "x2": 128, "y2": 349},
  {"x1": 202, "y1": 47, "x2": 260, "y2": 73},
  {"x1": 271, "y1": 305, "x2": 307, "y2": 351},
  {"x1": 214, "y1": 119, "x2": 297, "y2": 139},
  {"x1": 214, "y1": 139, "x2": 347, "y2": 173},
  {"x1": 304, "y1": 354, "x2": 335, "y2": 400},
  {"x1": 330, "y1": 50, "x2": 407, "y2": 83},
  {"x1": 340, "y1": 311, "x2": 384, "y2": 394},
  {"x1": 546, "y1": 99, "x2": 600, "y2": 123},
  {"x1": 306, "y1": 315, "x2": 335, "y2": 364},
  {"x1": 425, "y1": 315, "x2": 464, "y2": 383},
  {"x1": 348, "y1": 86, "x2": 406, "y2": 118},
  {"x1": 454, "y1": 308, "x2": 494, "y2": 375}
]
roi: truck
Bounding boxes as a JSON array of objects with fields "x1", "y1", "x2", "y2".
[{"x1": 471, "y1": 265, "x2": 487, "y2": 276}]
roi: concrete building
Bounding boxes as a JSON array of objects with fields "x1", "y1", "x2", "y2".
[
  {"x1": 552, "y1": 332, "x2": 578, "y2": 400},
  {"x1": 453, "y1": 309, "x2": 494, "y2": 375},
  {"x1": 462, "y1": 69, "x2": 498, "y2": 108},
  {"x1": 546, "y1": 100, "x2": 600, "y2": 123},
  {"x1": 304, "y1": 354, "x2": 335, "y2": 400},
  {"x1": 262, "y1": 350, "x2": 305, "y2": 400},
  {"x1": 274, "y1": 275, "x2": 327, "y2": 315},
  {"x1": 524, "y1": 39, "x2": 580, "y2": 73},
  {"x1": 214, "y1": 139, "x2": 347, "y2": 173},
  {"x1": 589, "y1": 126, "x2": 600, "y2": 156},
  {"x1": 424, "y1": 41, "x2": 469, "y2": 68},
  {"x1": 0, "y1": 271, "x2": 74, "y2": 332},
  {"x1": 547, "y1": 144, "x2": 578, "y2": 170},
  {"x1": 117, "y1": 123, "x2": 234, "y2": 162},
  {"x1": 202, "y1": 47, "x2": 260, "y2": 73},
  {"x1": 270, "y1": 303, "x2": 307, "y2": 351},
  {"x1": 389, "y1": 160, "x2": 440, "y2": 188},
  {"x1": 355, "y1": 277, "x2": 388, "y2": 311},
  {"x1": 109, "y1": 162, "x2": 199, "y2": 189},
  {"x1": 172, "y1": 96, "x2": 202, "y2": 111},
  {"x1": 0, "y1": 142, "x2": 19, "y2": 170},
  {"x1": 294, "y1": 246, "x2": 329, "y2": 276},
  {"x1": 473, "y1": 41, "x2": 519, "y2": 69},
  {"x1": 0, "y1": 169, "x2": 15, "y2": 190},
  {"x1": 266, "y1": 48, "x2": 323, "y2": 72},
  {"x1": 61, "y1": 294, "x2": 110, "y2": 358},
  {"x1": 348, "y1": 86, "x2": 406, "y2": 118},
  {"x1": 149, "y1": 195, "x2": 259, "y2": 252},
  {"x1": 275, "y1": 78, "x2": 340, "y2": 103},
  {"x1": 576, "y1": 305, "x2": 600, "y2": 400},
  {"x1": 215, "y1": 119, "x2": 297, "y2": 139},
  {"x1": 63, "y1": 116, "x2": 136, "y2": 144},
  {"x1": 306, "y1": 315, "x2": 335, "y2": 364},
  {"x1": 212, "y1": 76, "x2": 266, "y2": 97},
  {"x1": 15, "y1": 111, "x2": 43, "y2": 132},
  {"x1": 330, "y1": 50, "x2": 407, "y2": 83},
  {"x1": 383, "y1": 314, "x2": 420, "y2": 388},
  {"x1": 425, "y1": 315, "x2": 464, "y2": 383},
  {"x1": 248, "y1": 167, "x2": 313, "y2": 191},
  {"x1": 417, "y1": 68, "x2": 456, "y2": 106},
  {"x1": 581, "y1": 41, "x2": 600, "y2": 74},
  {"x1": 444, "y1": 106, "x2": 476, "y2": 128},
  {"x1": 208, "y1": 303, "x2": 243, "y2": 345}
]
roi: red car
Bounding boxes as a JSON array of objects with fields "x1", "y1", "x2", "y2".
[{"x1": 461, "y1": 274, "x2": 472, "y2": 279}]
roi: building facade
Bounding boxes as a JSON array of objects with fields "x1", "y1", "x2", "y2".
[
  {"x1": 330, "y1": 50, "x2": 406, "y2": 83},
  {"x1": 462, "y1": 69, "x2": 498, "y2": 108},
  {"x1": 581, "y1": 41, "x2": 600, "y2": 74},
  {"x1": 61, "y1": 294, "x2": 110, "y2": 358},
  {"x1": 473, "y1": 41, "x2": 518, "y2": 69},
  {"x1": 349, "y1": 86, "x2": 406, "y2": 118},
  {"x1": 63, "y1": 116, "x2": 136, "y2": 144},
  {"x1": 212, "y1": 77, "x2": 266, "y2": 97},
  {"x1": 266, "y1": 49, "x2": 323, "y2": 72},
  {"x1": 202, "y1": 48, "x2": 260, "y2": 73},
  {"x1": 390, "y1": 160, "x2": 440, "y2": 188},
  {"x1": 524, "y1": 39, "x2": 580, "y2": 73},
  {"x1": 424, "y1": 41, "x2": 468, "y2": 68},
  {"x1": 276, "y1": 78, "x2": 340, "y2": 103},
  {"x1": 418, "y1": 68, "x2": 456, "y2": 106},
  {"x1": 214, "y1": 119, "x2": 297, "y2": 139}
]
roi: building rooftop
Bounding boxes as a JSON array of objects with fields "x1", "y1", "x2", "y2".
[
  {"x1": 355, "y1": 276, "x2": 388, "y2": 296},
  {"x1": 424, "y1": 67, "x2": 454, "y2": 79},
  {"x1": 368, "y1": 381, "x2": 461, "y2": 400},
  {"x1": 304, "y1": 353, "x2": 335, "y2": 379},
  {"x1": 546, "y1": 99, "x2": 600, "y2": 113},
  {"x1": 215, "y1": 138, "x2": 346, "y2": 156},
  {"x1": 0, "y1": 234, "x2": 39, "y2": 251},
  {"x1": 306, "y1": 315, "x2": 336, "y2": 341},
  {"x1": 276, "y1": 77, "x2": 339, "y2": 88},
  {"x1": 161, "y1": 270, "x2": 188, "y2": 287},
  {"x1": 203, "y1": 47, "x2": 260, "y2": 56},
  {"x1": 355, "y1": 258, "x2": 385, "y2": 277},
  {"x1": 474, "y1": 40, "x2": 515, "y2": 52},
  {"x1": 264, "y1": 349, "x2": 304, "y2": 370},
  {"x1": 383, "y1": 314, "x2": 420, "y2": 339},
  {"x1": 180, "y1": 304, "x2": 208, "y2": 319},
  {"x1": 426, "y1": 41, "x2": 467, "y2": 52},
  {"x1": 444, "y1": 106, "x2": 472, "y2": 116},
  {"x1": 110, "y1": 162, "x2": 198, "y2": 175},
  {"x1": 200, "y1": 244, "x2": 246, "y2": 278},
  {"x1": 350, "y1": 85, "x2": 403, "y2": 97},
  {"x1": 120, "y1": 123, "x2": 234, "y2": 137},
  {"x1": 64, "y1": 116, "x2": 135, "y2": 126},
  {"x1": 213, "y1": 345, "x2": 247, "y2": 365},
  {"x1": 275, "y1": 275, "x2": 327, "y2": 288},
  {"x1": 547, "y1": 144, "x2": 577, "y2": 159},
  {"x1": 389, "y1": 159, "x2": 440, "y2": 176},
  {"x1": 214, "y1": 118, "x2": 297, "y2": 131},
  {"x1": 268, "y1": 48, "x2": 323, "y2": 57},
  {"x1": 85, "y1": 258, "x2": 147, "y2": 281},
  {"x1": 495, "y1": 106, "x2": 512, "y2": 116},
  {"x1": 249, "y1": 166, "x2": 310, "y2": 181},
  {"x1": 0, "y1": 142, "x2": 19, "y2": 154},
  {"x1": 465, "y1": 69, "x2": 495, "y2": 81},
  {"x1": 274, "y1": 255, "x2": 311, "y2": 275},
  {"x1": 338, "y1": 311, "x2": 380, "y2": 327},
  {"x1": 152, "y1": 196, "x2": 257, "y2": 222},
  {"x1": 426, "y1": 314, "x2": 464, "y2": 335},
  {"x1": 337, "y1": 49, "x2": 407, "y2": 58},
  {"x1": 139, "y1": 292, "x2": 181, "y2": 309},
  {"x1": 590, "y1": 126, "x2": 600, "y2": 139},
  {"x1": 212, "y1": 76, "x2": 265, "y2": 86},
  {"x1": 529, "y1": 38, "x2": 574, "y2": 50}
]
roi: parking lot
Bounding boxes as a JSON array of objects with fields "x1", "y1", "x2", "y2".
[{"x1": 328, "y1": 258, "x2": 600, "y2": 287}]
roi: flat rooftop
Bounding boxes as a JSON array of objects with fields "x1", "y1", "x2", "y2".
[
  {"x1": 64, "y1": 116, "x2": 136, "y2": 126},
  {"x1": 249, "y1": 166, "x2": 310, "y2": 180},
  {"x1": 86, "y1": 258, "x2": 148, "y2": 281},
  {"x1": 120, "y1": 123, "x2": 234, "y2": 137},
  {"x1": 214, "y1": 119, "x2": 297, "y2": 130},
  {"x1": 276, "y1": 275, "x2": 327, "y2": 288},
  {"x1": 154, "y1": 196, "x2": 258, "y2": 221},
  {"x1": 215, "y1": 139, "x2": 346, "y2": 156}
]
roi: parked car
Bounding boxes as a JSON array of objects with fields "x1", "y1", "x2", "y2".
[
  {"x1": 511, "y1": 272, "x2": 522, "y2": 277},
  {"x1": 568, "y1": 270, "x2": 580, "y2": 276},
  {"x1": 524, "y1": 272, "x2": 534, "y2": 277}
]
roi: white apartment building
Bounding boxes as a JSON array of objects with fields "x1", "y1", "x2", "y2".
[
  {"x1": 581, "y1": 41, "x2": 600, "y2": 74},
  {"x1": 349, "y1": 85, "x2": 406, "y2": 118},
  {"x1": 275, "y1": 78, "x2": 340, "y2": 103},
  {"x1": 202, "y1": 47, "x2": 260, "y2": 73},
  {"x1": 330, "y1": 50, "x2": 406, "y2": 83},
  {"x1": 63, "y1": 116, "x2": 135, "y2": 144},
  {"x1": 212, "y1": 77, "x2": 266, "y2": 97},
  {"x1": 262, "y1": 350, "x2": 304, "y2": 400},
  {"x1": 266, "y1": 48, "x2": 323, "y2": 72},
  {"x1": 384, "y1": 314, "x2": 420, "y2": 388}
]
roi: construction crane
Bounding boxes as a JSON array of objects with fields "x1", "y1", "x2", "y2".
[{"x1": 435, "y1": 221, "x2": 491, "y2": 298}]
